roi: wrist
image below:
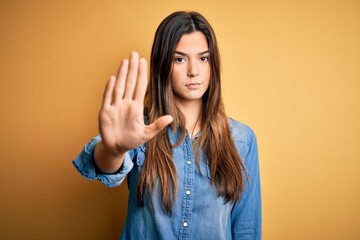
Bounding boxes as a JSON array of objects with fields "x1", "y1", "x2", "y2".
[
  {"x1": 94, "y1": 141, "x2": 126, "y2": 174},
  {"x1": 99, "y1": 140, "x2": 127, "y2": 158}
]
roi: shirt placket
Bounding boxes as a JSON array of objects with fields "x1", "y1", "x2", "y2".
[{"x1": 179, "y1": 136, "x2": 195, "y2": 240}]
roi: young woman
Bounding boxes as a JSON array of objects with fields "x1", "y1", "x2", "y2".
[{"x1": 73, "y1": 11, "x2": 261, "y2": 239}]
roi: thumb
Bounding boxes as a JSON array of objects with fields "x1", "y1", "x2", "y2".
[{"x1": 144, "y1": 115, "x2": 173, "y2": 141}]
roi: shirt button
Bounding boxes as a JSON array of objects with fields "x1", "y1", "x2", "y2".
[
  {"x1": 185, "y1": 190, "x2": 191, "y2": 195},
  {"x1": 183, "y1": 222, "x2": 188, "y2": 227},
  {"x1": 187, "y1": 160, "x2": 191, "y2": 165}
]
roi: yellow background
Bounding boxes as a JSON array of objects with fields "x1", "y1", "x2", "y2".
[{"x1": 1, "y1": 0, "x2": 359, "y2": 239}]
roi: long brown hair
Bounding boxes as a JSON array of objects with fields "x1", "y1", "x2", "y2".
[{"x1": 137, "y1": 11, "x2": 247, "y2": 213}]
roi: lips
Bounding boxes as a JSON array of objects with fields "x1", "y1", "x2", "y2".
[
  {"x1": 185, "y1": 82, "x2": 202, "y2": 86},
  {"x1": 185, "y1": 82, "x2": 202, "y2": 90}
]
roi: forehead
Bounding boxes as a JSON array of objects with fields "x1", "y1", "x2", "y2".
[{"x1": 175, "y1": 31, "x2": 208, "y2": 52}]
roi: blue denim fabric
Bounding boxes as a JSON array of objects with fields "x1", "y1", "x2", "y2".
[{"x1": 73, "y1": 118, "x2": 261, "y2": 240}]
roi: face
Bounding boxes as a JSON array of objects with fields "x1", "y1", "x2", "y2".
[{"x1": 171, "y1": 31, "x2": 210, "y2": 106}]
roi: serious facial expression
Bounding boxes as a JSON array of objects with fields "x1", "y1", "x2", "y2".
[{"x1": 171, "y1": 31, "x2": 211, "y2": 105}]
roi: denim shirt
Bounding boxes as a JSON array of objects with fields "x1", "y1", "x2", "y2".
[{"x1": 73, "y1": 118, "x2": 261, "y2": 240}]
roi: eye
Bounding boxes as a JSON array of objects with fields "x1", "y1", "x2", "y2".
[
  {"x1": 174, "y1": 57, "x2": 186, "y2": 63},
  {"x1": 200, "y1": 56, "x2": 209, "y2": 62}
]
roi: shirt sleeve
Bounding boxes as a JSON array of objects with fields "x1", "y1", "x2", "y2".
[
  {"x1": 72, "y1": 135, "x2": 134, "y2": 187},
  {"x1": 231, "y1": 129, "x2": 262, "y2": 240}
]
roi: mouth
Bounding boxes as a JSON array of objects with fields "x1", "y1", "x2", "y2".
[
  {"x1": 185, "y1": 82, "x2": 202, "y2": 87},
  {"x1": 185, "y1": 82, "x2": 202, "y2": 90}
]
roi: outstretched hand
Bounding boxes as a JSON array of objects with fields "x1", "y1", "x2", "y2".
[{"x1": 99, "y1": 52, "x2": 173, "y2": 156}]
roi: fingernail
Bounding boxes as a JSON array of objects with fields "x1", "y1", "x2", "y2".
[{"x1": 131, "y1": 51, "x2": 138, "y2": 57}]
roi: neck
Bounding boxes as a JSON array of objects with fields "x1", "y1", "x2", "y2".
[{"x1": 175, "y1": 98, "x2": 203, "y2": 138}]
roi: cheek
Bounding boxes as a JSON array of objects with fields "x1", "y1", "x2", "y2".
[
  {"x1": 204, "y1": 66, "x2": 211, "y2": 82},
  {"x1": 170, "y1": 73, "x2": 181, "y2": 92},
  {"x1": 171, "y1": 66, "x2": 185, "y2": 83},
  {"x1": 170, "y1": 72, "x2": 178, "y2": 86}
]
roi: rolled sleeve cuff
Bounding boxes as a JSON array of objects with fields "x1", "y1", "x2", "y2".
[{"x1": 72, "y1": 136, "x2": 134, "y2": 187}]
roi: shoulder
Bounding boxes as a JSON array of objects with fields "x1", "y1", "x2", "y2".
[{"x1": 227, "y1": 117, "x2": 256, "y2": 144}]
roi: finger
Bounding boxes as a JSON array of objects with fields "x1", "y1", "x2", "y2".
[
  {"x1": 102, "y1": 76, "x2": 116, "y2": 109},
  {"x1": 143, "y1": 115, "x2": 173, "y2": 141},
  {"x1": 133, "y1": 58, "x2": 147, "y2": 102},
  {"x1": 123, "y1": 52, "x2": 139, "y2": 99},
  {"x1": 114, "y1": 59, "x2": 129, "y2": 104}
]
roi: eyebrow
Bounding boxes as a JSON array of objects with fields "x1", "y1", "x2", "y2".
[{"x1": 174, "y1": 50, "x2": 209, "y2": 56}]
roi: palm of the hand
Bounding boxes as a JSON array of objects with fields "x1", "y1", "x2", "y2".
[{"x1": 98, "y1": 52, "x2": 172, "y2": 156}]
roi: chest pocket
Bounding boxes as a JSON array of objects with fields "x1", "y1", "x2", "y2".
[
  {"x1": 234, "y1": 139, "x2": 248, "y2": 164},
  {"x1": 135, "y1": 144, "x2": 146, "y2": 166},
  {"x1": 127, "y1": 144, "x2": 146, "y2": 191},
  {"x1": 206, "y1": 160, "x2": 212, "y2": 179},
  {"x1": 205, "y1": 139, "x2": 248, "y2": 179}
]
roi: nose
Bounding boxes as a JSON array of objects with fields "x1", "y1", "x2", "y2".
[{"x1": 187, "y1": 60, "x2": 199, "y2": 78}]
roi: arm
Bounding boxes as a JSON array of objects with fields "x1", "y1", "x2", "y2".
[
  {"x1": 73, "y1": 52, "x2": 172, "y2": 186},
  {"x1": 231, "y1": 130, "x2": 262, "y2": 240},
  {"x1": 72, "y1": 135, "x2": 134, "y2": 187}
]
